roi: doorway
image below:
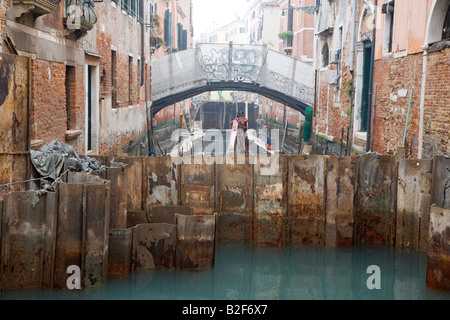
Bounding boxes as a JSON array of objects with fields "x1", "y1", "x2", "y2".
[
  {"x1": 85, "y1": 64, "x2": 99, "y2": 154},
  {"x1": 360, "y1": 42, "x2": 373, "y2": 133}
]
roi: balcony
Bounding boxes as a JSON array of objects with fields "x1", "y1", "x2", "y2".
[
  {"x1": 283, "y1": 37, "x2": 293, "y2": 53},
  {"x1": 13, "y1": 0, "x2": 61, "y2": 19},
  {"x1": 63, "y1": 0, "x2": 97, "y2": 39}
]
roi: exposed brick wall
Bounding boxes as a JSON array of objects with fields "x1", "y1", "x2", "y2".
[
  {"x1": 372, "y1": 53, "x2": 423, "y2": 158},
  {"x1": 258, "y1": 97, "x2": 303, "y2": 128},
  {"x1": 65, "y1": 64, "x2": 85, "y2": 154},
  {"x1": 314, "y1": 61, "x2": 353, "y2": 140},
  {"x1": 98, "y1": 131, "x2": 140, "y2": 156},
  {"x1": 422, "y1": 47, "x2": 450, "y2": 158},
  {"x1": 30, "y1": 59, "x2": 68, "y2": 146}
]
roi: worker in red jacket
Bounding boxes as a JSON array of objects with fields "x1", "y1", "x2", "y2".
[{"x1": 230, "y1": 111, "x2": 249, "y2": 154}]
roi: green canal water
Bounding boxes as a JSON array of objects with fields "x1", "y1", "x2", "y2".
[{"x1": 1, "y1": 243, "x2": 449, "y2": 300}]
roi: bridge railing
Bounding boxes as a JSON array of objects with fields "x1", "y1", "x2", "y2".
[
  {"x1": 151, "y1": 43, "x2": 314, "y2": 108},
  {"x1": 258, "y1": 50, "x2": 314, "y2": 105},
  {"x1": 198, "y1": 43, "x2": 267, "y2": 83},
  {"x1": 151, "y1": 48, "x2": 207, "y2": 102}
]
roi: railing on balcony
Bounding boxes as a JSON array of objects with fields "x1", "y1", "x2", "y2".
[
  {"x1": 65, "y1": 0, "x2": 98, "y2": 27},
  {"x1": 13, "y1": 0, "x2": 61, "y2": 19},
  {"x1": 283, "y1": 37, "x2": 293, "y2": 53}
]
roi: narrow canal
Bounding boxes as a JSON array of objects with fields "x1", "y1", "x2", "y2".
[{"x1": 1, "y1": 243, "x2": 449, "y2": 300}]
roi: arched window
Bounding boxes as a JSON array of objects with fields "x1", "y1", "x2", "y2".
[
  {"x1": 322, "y1": 42, "x2": 329, "y2": 67},
  {"x1": 443, "y1": 4, "x2": 450, "y2": 40},
  {"x1": 427, "y1": 0, "x2": 450, "y2": 44}
]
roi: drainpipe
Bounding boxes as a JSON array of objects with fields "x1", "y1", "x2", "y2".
[
  {"x1": 350, "y1": 0, "x2": 356, "y2": 73},
  {"x1": 140, "y1": 0, "x2": 145, "y2": 87},
  {"x1": 347, "y1": 0, "x2": 356, "y2": 153},
  {"x1": 366, "y1": 0, "x2": 378, "y2": 153},
  {"x1": 418, "y1": 45, "x2": 428, "y2": 159}
]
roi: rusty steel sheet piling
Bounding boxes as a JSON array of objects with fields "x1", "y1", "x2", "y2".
[
  {"x1": 145, "y1": 156, "x2": 179, "y2": 211},
  {"x1": 216, "y1": 157, "x2": 254, "y2": 243},
  {"x1": 396, "y1": 159, "x2": 433, "y2": 251},
  {"x1": 106, "y1": 163, "x2": 128, "y2": 230},
  {"x1": 0, "y1": 191, "x2": 57, "y2": 291},
  {"x1": 180, "y1": 158, "x2": 216, "y2": 215},
  {"x1": 431, "y1": 156, "x2": 450, "y2": 210},
  {"x1": 176, "y1": 213, "x2": 216, "y2": 269},
  {"x1": 253, "y1": 155, "x2": 288, "y2": 247},
  {"x1": 83, "y1": 183, "x2": 110, "y2": 287},
  {"x1": 354, "y1": 154, "x2": 398, "y2": 245},
  {"x1": 111, "y1": 156, "x2": 144, "y2": 212},
  {"x1": 108, "y1": 229, "x2": 132, "y2": 275},
  {"x1": 92, "y1": 162, "x2": 128, "y2": 230},
  {"x1": 426, "y1": 205, "x2": 450, "y2": 291},
  {"x1": 0, "y1": 53, "x2": 30, "y2": 201},
  {"x1": 0, "y1": 200, "x2": 2, "y2": 294},
  {"x1": 54, "y1": 176, "x2": 110, "y2": 289},
  {"x1": 288, "y1": 155, "x2": 327, "y2": 245},
  {"x1": 325, "y1": 156, "x2": 356, "y2": 246},
  {"x1": 54, "y1": 183, "x2": 84, "y2": 289},
  {"x1": 127, "y1": 211, "x2": 149, "y2": 228},
  {"x1": 131, "y1": 223, "x2": 177, "y2": 270},
  {"x1": 150, "y1": 205, "x2": 194, "y2": 224},
  {"x1": 0, "y1": 154, "x2": 29, "y2": 200}
]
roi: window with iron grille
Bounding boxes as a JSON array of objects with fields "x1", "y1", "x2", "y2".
[{"x1": 443, "y1": 4, "x2": 450, "y2": 40}]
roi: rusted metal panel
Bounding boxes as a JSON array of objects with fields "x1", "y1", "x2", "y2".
[
  {"x1": 145, "y1": 156, "x2": 179, "y2": 211},
  {"x1": 108, "y1": 229, "x2": 132, "y2": 275},
  {"x1": 106, "y1": 163, "x2": 128, "y2": 230},
  {"x1": 83, "y1": 182, "x2": 110, "y2": 287},
  {"x1": 111, "y1": 156, "x2": 144, "y2": 212},
  {"x1": 325, "y1": 156, "x2": 355, "y2": 247},
  {"x1": 67, "y1": 172, "x2": 105, "y2": 184},
  {"x1": 253, "y1": 154, "x2": 288, "y2": 247},
  {"x1": 288, "y1": 155, "x2": 326, "y2": 245},
  {"x1": 176, "y1": 214, "x2": 216, "y2": 269},
  {"x1": 131, "y1": 223, "x2": 177, "y2": 270},
  {"x1": 0, "y1": 53, "x2": 29, "y2": 154},
  {"x1": 54, "y1": 177, "x2": 110, "y2": 289},
  {"x1": 0, "y1": 53, "x2": 30, "y2": 201},
  {"x1": 0, "y1": 154, "x2": 30, "y2": 201},
  {"x1": 397, "y1": 159, "x2": 433, "y2": 251},
  {"x1": 216, "y1": 159, "x2": 253, "y2": 243},
  {"x1": 0, "y1": 200, "x2": 2, "y2": 294},
  {"x1": 0, "y1": 191, "x2": 56, "y2": 290},
  {"x1": 150, "y1": 205, "x2": 194, "y2": 225},
  {"x1": 54, "y1": 183, "x2": 84, "y2": 289},
  {"x1": 354, "y1": 154, "x2": 398, "y2": 245},
  {"x1": 180, "y1": 158, "x2": 215, "y2": 215},
  {"x1": 127, "y1": 211, "x2": 149, "y2": 228},
  {"x1": 426, "y1": 205, "x2": 450, "y2": 291},
  {"x1": 431, "y1": 156, "x2": 450, "y2": 210},
  {"x1": 42, "y1": 192, "x2": 57, "y2": 289}
]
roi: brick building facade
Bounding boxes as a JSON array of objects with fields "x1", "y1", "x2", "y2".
[
  {"x1": 149, "y1": 0, "x2": 193, "y2": 124},
  {"x1": 1, "y1": 0, "x2": 152, "y2": 155},
  {"x1": 312, "y1": 0, "x2": 450, "y2": 158},
  {"x1": 257, "y1": 0, "x2": 315, "y2": 129}
]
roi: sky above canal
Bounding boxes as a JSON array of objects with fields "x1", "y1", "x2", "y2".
[{"x1": 192, "y1": 0, "x2": 251, "y2": 42}]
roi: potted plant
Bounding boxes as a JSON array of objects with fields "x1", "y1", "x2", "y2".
[{"x1": 278, "y1": 31, "x2": 294, "y2": 39}]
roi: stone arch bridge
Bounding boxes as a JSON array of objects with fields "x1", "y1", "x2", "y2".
[{"x1": 151, "y1": 43, "x2": 314, "y2": 117}]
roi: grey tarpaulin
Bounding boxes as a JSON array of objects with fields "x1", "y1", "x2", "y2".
[
  {"x1": 30, "y1": 140, "x2": 102, "y2": 181},
  {"x1": 30, "y1": 150, "x2": 65, "y2": 180}
]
